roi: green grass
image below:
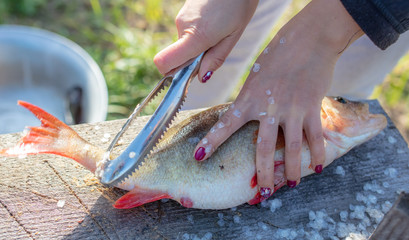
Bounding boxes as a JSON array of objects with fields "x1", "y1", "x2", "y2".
[
  {"x1": 1, "y1": 0, "x2": 408, "y2": 141},
  {"x1": 372, "y1": 54, "x2": 409, "y2": 142},
  {"x1": 0, "y1": 0, "x2": 182, "y2": 120},
  {"x1": 373, "y1": 55, "x2": 409, "y2": 106}
]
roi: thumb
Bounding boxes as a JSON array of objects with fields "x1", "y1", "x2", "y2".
[{"x1": 154, "y1": 34, "x2": 206, "y2": 75}]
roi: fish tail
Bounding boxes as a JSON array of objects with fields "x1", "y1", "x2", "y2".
[{"x1": 0, "y1": 101, "x2": 98, "y2": 172}]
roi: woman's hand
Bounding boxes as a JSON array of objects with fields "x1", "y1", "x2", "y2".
[
  {"x1": 154, "y1": 0, "x2": 258, "y2": 82},
  {"x1": 193, "y1": 0, "x2": 363, "y2": 201}
]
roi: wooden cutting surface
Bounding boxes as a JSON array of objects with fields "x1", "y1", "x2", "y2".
[{"x1": 0, "y1": 100, "x2": 408, "y2": 240}]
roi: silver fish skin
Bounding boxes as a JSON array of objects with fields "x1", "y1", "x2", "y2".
[{"x1": 0, "y1": 97, "x2": 387, "y2": 209}]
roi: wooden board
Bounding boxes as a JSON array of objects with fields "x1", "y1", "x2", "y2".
[
  {"x1": 0, "y1": 100, "x2": 408, "y2": 239},
  {"x1": 370, "y1": 192, "x2": 409, "y2": 240}
]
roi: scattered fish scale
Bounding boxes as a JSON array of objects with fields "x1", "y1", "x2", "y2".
[
  {"x1": 363, "y1": 181, "x2": 384, "y2": 194},
  {"x1": 384, "y1": 167, "x2": 398, "y2": 177},
  {"x1": 0, "y1": 96, "x2": 390, "y2": 240},
  {"x1": 1, "y1": 98, "x2": 387, "y2": 210},
  {"x1": 245, "y1": 181, "x2": 392, "y2": 240},
  {"x1": 335, "y1": 165, "x2": 346, "y2": 176},
  {"x1": 170, "y1": 184, "x2": 384, "y2": 239}
]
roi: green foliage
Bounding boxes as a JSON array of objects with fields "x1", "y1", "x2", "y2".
[
  {"x1": 383, "y1": 74, "x2": 409, "y2": 106},
  {"x1": 0, "y1": 0, "x2": 46, "y2": 18},
  {"x1": 103, "y1": 24, "x2": 164, "y2": 119},
  {"x1": 372, "y1": 55, "x2": 409, "y2": 106},
  {"x1": 372, "y1": 55, "x2": 409, "y2": 138},
  {"x1": 145, "y1": 0, "x2": 164, "y2": 23},
  {"x1": 89, "y1": 0, "x2": 103, "y2": 18},
  {"x1": 1, "y1": 0, "x2": 408, "y2": 137},
  {"x1": 0, "y1": 0, "x2": 181, "y2": 120},
  {"x1": 381, "y1": 55, "x2": 409, "y2": 106}
]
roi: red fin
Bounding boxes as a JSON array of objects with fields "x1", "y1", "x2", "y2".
[
  {"x1": 249, "y1": 161, "x2": 285, "y2": 189},
  {"x1": 248, "y1": 161, "x2": 287, "y2": 205},
  {"x1": 248, "y1": 192, "x2": 261, "y2": 205},
  {"x1": 0, "y1": 101, "x2": 96, "y2": 171},
  {"x1": 180, "y1": 197, "x2": 193, "y2": 208},
  {"x1": 250, "y1": 173, "x2": 257, "y2": 188},
  {"x1": 113, "y1": 187, "x2": 171, "y2": 209},
  {"x1": 18, "y1": 101, "x2": 68, "y2": 130},
  {"x1": 1, "y1": 101, "x2": 76, "y2": 156}
]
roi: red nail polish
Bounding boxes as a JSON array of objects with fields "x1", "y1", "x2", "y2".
[
  {"x1": 315, "y1": 165, "x2": 323, "y2": 174},
  {"x1": 287, "y1": 180, "x2": 297, "y2": 188},
  {"x1": 202, "y1": 71, "x2": 213, "y2": 83},
  {"x1": 194, "y1": 147, "x2": 206, "y2": 161},
  {"x1": 260, "y1": 187, "x2": 272, "y2": 201}
]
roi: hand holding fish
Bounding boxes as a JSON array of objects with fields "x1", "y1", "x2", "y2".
[
  {"x1": 0, "y1": 98, "x2": 386, "y2": 209},
  {"x1": 0, "y1": 0, "x2": 400, "y2": 211},
  {"x1": 193, "y1": 0, "x2": 363, "y2": 201}
]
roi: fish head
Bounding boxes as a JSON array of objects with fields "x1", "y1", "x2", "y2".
[{"x1": 321, "y1": 96, "x2": 387, "y2": 148}]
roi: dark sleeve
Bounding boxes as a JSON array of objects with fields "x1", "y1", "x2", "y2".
[{"x1": 340, "y1": 0, "x2": 409, "y2": 50}]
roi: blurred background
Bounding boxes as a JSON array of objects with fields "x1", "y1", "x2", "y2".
[{"x1": 0, "y1": 0, "x2": 407, "y2": 143}]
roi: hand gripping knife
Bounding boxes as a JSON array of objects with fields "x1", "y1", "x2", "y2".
[{"x1": 97, "y1": 53, "x2": 204, "y2": 186}]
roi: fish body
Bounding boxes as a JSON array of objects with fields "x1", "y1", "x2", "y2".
[{"x1": 1, "y1": 97, "x2": 387, "y2": 209}]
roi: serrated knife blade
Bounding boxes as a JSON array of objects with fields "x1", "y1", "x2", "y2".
[{"x1": 97, "y1": 52, "x2": 204, "y2": 186}]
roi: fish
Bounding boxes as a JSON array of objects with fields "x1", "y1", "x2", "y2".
[{"x1": 0, "y1": 97, "x2": 387, "y2": 209}]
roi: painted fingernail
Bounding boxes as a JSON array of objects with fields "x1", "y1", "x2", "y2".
[
  {"x1": 315, "y1": 165, "x2": 323, "y2": 174},
  {"x1": 202, "y1": 71, "x2": 213, "y2": 83},
  {"x1": 260, "y1": 187, "x2": 272, "y2": 201},
  {"x1": 194, "y1": 147, "x2": 206, "y2": 161},
  {"x1": 287, "y1": 180, "x2": 297, "y2": 188}
]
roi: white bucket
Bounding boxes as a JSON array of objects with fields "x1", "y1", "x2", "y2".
[{"x1": 0, "y1": 25, "x2": 108, "y2": 134}]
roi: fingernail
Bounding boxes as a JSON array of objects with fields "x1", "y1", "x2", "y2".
[
  {"x1": 202, "y1": 71, "x2": 213, "y2": 83},
  {"x1": 315, "y1": 165, "x2": 323, "y2": 174},
  {"x1": 194, "y1": 147, "x2": 206, "y2": 161},
  {"x1": 287, "y1": 180, "x2": 297, "y2": 188},
  {"x1": 260, "y1": 187, "x2": 272, "y2": 201}
]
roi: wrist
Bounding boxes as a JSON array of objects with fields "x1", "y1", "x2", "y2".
[
  {"x1": 312, "y1": 0, "x2": 363, "y2": 54},
  {"x1": 279, "y1": 0, "x2": 363, "y2": 57}
]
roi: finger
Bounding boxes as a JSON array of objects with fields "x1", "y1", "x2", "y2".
[
  {"x1": 256, "y1": 119, "x2": 279, "y2": 202},
  {"x1": 283, "y1": 117, "x2": 303, "y2": 188},
  {"x1": 197, "y1": 34, "x2": 241, "y2": 83},
  {"x1": 304, "y1": 110, "x2": 325, "y2": 174},
  {"x1": 193, "y1": 104, "x2": 248, "y2": 161},
  {"x1": 153, "y1": 34, "x2": 205, "y2": 75}
]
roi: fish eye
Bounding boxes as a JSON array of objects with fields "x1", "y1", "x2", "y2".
[{"x1": 333, "y1": 96, "x2": 347, "y2": 104}]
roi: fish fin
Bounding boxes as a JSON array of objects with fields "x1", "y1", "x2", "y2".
[
  {"x1": 247, "y1": 161, "x2": 286, "y2": 205},
  {"x1": 0, "y1": 101, "x2": 97, "y2": 171},
  {"x1": 18, "y1": 100, "x2": 68, "y2": 130},
  {"x1": 250, "y1": 173, "x2": 257, "y2": 188},
  {"x1": 179, "y1": 197, "x2": 193, "y2": 208},
  {"x1": 1, "y1": 101, "x2": 73, "y2": 155},
  {"x1": 113, "y1": 187, "x2": 171, "y2": 209},
  {"x1": 248, "y1": 192, "x2": 262, "y2": 205}
]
